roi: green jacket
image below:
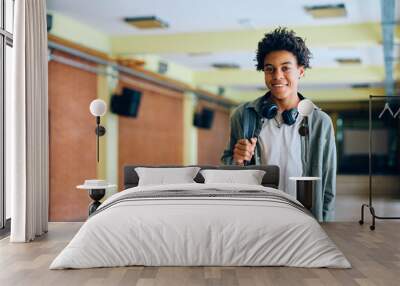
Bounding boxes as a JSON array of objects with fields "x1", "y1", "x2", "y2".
[{"x1": 221, "y1": 95, "x2": 337, "y2": 222}]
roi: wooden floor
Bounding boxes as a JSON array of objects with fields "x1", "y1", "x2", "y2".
[{"x1": 0, "y1": 222, "x2": 399, "y2": 286}]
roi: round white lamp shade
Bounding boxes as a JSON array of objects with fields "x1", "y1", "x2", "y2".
[
  {"x1": 90, "y1": 99, "x2": 107, "y2": 117},
  {"x1": 298, "y1": 99, "x2": 314, "y2": 117}
]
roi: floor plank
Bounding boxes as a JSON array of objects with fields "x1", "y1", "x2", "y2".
[{"x1": 0, "y1": 221, "x2": 399, "y2": 286}]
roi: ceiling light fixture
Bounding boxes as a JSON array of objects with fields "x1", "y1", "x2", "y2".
[
  {"x1": 124, "y1": 16, "x2": 169, "y2": 29},
  {"x1": 304, "y1": 3, "x2": 347, "y2": 19},
  {"x1": 212, "y1": 63, "x2": 240, "y2": 69},
  {"x1": 335, "y1": 58, "x2": 362, "y2": 65},
  {"x1": 351, "y1": 83, "x2": 371, "y2": 89}
]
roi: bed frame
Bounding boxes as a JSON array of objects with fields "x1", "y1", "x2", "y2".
[{"x1": 123, "y1": 165, "x2": 280, "y2": 190}]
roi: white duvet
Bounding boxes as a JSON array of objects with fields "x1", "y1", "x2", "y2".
[{"x1": 50, "y1": 183, "x2": 351, "y2": 269}]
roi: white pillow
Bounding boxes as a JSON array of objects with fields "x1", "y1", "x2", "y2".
[
  {"x1": 200, "y1": 169, "x2": 266, "y2": 185},
  {"x1": 135, "y1": 167, "x2": 200, "y2": 186}
]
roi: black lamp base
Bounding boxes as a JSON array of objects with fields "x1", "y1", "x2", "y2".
[
  {"x1": 296, "y1": 181, "x2": 315, "y2": 210},
  {"x1": 95, "y1": 125, "x2": 106, "y2": 136},
  {"x1": 88, "y1": 189, "x2": 106, "y2": 215}
]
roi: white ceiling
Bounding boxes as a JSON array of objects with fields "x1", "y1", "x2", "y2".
[
  {"x1": 47, "y1": 0, "x2": 381, "y2": 35},
  {"x1": 47, "y1": 0, "x2": 399, "y2": 93}
]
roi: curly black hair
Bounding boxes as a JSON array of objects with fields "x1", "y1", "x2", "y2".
[{"x1": 255, "y1": 27, "x2": 312, "y2": 71}]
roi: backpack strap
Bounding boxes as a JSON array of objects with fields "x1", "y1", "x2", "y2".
[{"x1": 243, "y1": 107, "x2": 257, "y2": 139}]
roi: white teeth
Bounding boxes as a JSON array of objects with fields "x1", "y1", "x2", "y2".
[{"x1": 273, "y1": 84, "x2": 285, "y2": 87}]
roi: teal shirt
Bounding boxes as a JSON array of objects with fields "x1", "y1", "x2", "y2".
[{"x1": 221, "y1": 95, "x2": 337, "y2": 222}]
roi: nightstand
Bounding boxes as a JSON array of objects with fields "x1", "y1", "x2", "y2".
[
  {"x1": 289, "y1": 177, "x2": 320, "y2": 211},
  {"x1": 77, "y1": 180, "x2": 117, "y2": 215}
]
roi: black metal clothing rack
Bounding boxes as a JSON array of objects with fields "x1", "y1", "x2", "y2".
[{"x1": 359, "y1": 95, "x2": 400, "y2": 230}]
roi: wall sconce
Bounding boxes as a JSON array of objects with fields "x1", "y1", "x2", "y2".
[{"x1": 89, "y1": 99, "x2": 107, "y2": 162}]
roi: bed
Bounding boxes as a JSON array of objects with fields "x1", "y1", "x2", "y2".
[{"x1": 50, "y1": 165, "x2": 350, "y2": 269}]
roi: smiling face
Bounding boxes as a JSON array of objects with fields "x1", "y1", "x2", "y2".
[{"x1": 263, "y1": 50, "x2": 305, "y2": 101}]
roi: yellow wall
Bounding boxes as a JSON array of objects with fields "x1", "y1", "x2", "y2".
[
  {"x1": 133, "y1": 54, "x2": 194, "y2": 84},
  {"x1": 194, "y1": 66, "x2": 384, "y2": 87},
  {"x1": 111, "y1": 23, "x2": 382, "y2": 54},
  {"x1": 48, "y1": 10, "x2": 111, "y2": 53},
  {"x1": 183, "y1": 92, "x2": 198, "y2": 165}
]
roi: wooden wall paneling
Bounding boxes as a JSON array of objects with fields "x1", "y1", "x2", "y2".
[
  {"x1": 118, "y1": 78, "x2": 184, "y2": 191},
  {"x1": 197, "y1": 101, "x2": 231, "y2": 165},
  {"x1": 48, "y1": 51, "x2": 97, "y2": 221}
]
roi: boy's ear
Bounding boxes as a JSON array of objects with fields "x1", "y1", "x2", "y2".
[{"x1": 298, "y1": 66, "x2": 305, "y2": 78}]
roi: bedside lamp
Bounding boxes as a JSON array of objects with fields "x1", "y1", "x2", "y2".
[
  {"x1": 298, "y1": 99, "x2": 314, "y2": 137},
  {"x1": 298, "y1": 99, "x2": 314, "y2": 117},
  {"x1": 292, "y1": 99, "x2": 320, "y2": 215},
  {"x1": 89, "y1": 99, "x2": 107, "y2": 162}
]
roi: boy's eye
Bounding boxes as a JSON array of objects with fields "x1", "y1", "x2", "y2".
[
  {"x1": 264, "y1": 66, "x2": 274, "y2": 73},
  {"x1": 264, "y1": 66, "x2": 291, "y2": 73}
]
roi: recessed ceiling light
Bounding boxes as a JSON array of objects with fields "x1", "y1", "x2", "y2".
[
  {"x1": 124, "y1": 16, "x2": 169, "y2": 29},
  {"x1": 335, "y1": 58, "x2": 361, "y2": 65},
  {"x1": 212, "y1": 63, "x2": 240, "y2": 69},
  {"x1": 304, "y1": 3, "x2": 347, "y2": 19}
]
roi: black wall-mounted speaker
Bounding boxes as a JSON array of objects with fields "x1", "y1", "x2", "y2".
[
  {"x1": 158, "y1": 61, "x2": 168, "y2": 74},
  {"x1": 47, "y1": 14, "x2": 53, "y2": 32},
  {"x1": 193, "y1": 107, "x2": 215, "y2": 129},
  {"x1": 110, "y1": 87, "x2": 142, "y2": 118}
]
